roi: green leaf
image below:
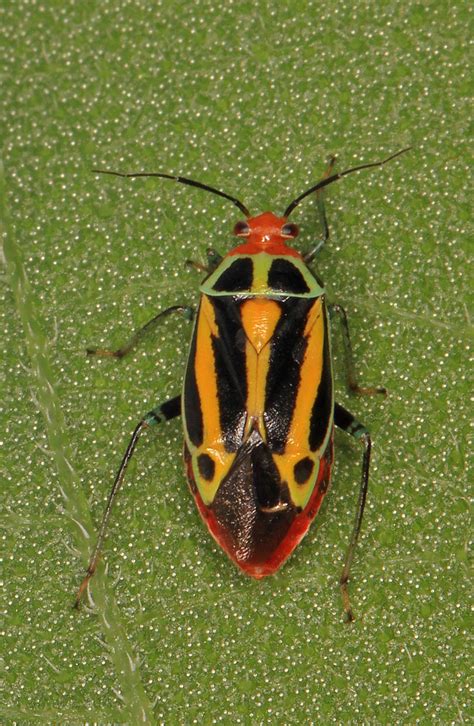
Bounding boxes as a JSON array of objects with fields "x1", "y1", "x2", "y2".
[{"x1": 2, "y1": 1, "x2": 470, "y2": 722}]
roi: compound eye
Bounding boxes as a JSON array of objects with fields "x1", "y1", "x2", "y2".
[
  {"x1": 281, "y1": 222, "x2": 299, "y2": 238},
  {"x1": 233, "y1": 220, "x2": 250, "y2": 236}
]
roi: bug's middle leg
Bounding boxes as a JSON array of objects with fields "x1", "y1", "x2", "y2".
[
  {"x1": 74, "y1": 395, "x2": 181, "y2": 608},
  {"x1": 329, "y1": 303, "x2": 386, "y2": 396}
]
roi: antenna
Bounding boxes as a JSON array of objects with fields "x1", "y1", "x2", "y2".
[
  {"x1": 92, "y1": 168, "x2": 251, "y2": 217},
  {"x1": 283, "y1": 147, "x2": 411, "y2": 218}
]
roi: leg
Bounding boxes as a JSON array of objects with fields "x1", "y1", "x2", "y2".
[
  {"x1": 74, "y1": 395, "x2": 181, "y2": 608},
  {"x1": 329, "y1": 303, "x2": 386, "y2": 396},
  {"x1": 87, "y1": 305, "x2": 194, "y2": 358},
  {"x1": 185, "y1": 247, "x2": 223, "y2": 274},
  {"x1": 334, "y1": 402, "x2": 371, "y2": 622},
  {"x1": 303, "y1": 155, "x2": 337, "y2": 263}
]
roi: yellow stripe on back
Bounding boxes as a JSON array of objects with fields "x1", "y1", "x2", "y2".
[
  {"x1": 273, "y1": 298, "x2": 327, "y2": 508},
  {"x1": 240, "y1": 299, "x2": 282, "y2": 439},
  {"x1": 240, "y1": 298, "x2": 281, "y2": 353},
  {"x1": 193, "y1": 296, "x2": 235, "y2": 502},
  {"x1": 287, "y1": 298, "x2": 324, "y2": 449}
]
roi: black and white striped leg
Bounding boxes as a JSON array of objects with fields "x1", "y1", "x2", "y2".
[
  {"x1": 74, "y1": 395, "x2": 181, "y2": 608},
  {"x1": 334, "y1": 402, "x2": 372, "y2": 623},
  {"x1": 87, "y1": 305, "x2": 195, "y2": 359},
  {"x1": 329, "y1": 304, "x2": 386, "y2": 396},
  {"x1": 303, "y1": 155, "x2": 337, "y2": 263},
  {"x1": 185, "y1": 247, "x2": 223, "y2": 274}
]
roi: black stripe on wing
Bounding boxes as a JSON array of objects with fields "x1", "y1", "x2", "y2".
[
  {"x1": 210, "y1": 297, "x2": 248, "y2": 451},
  {"x1": 263, "y1": 298, "x2": 315, "y2": 453},
  {"x1": 309, "y1": 305, "x2": 333, "y2": 452},
  {"x1": 183, "y1": 309, "x2": 204, "y2": 447}
]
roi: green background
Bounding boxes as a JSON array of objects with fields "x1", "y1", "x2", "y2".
[{"x1": 2, "y1": 1, "x2": 471, "y2": 723}]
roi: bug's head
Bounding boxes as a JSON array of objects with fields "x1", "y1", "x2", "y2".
[
  {"x1": 233, "y1": 213, "x2": 299, "y2": 248},
  {"x1": 234, "y1": 212, "x2": 299, "y2": 246}
]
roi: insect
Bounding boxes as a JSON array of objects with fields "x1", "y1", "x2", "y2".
[{"x1": 75, "y1": 147, "x2": 410, "y2": 620}]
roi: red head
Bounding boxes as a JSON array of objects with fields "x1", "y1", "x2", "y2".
[{"x1": 229, "y1": 211, "x2": 301, "y2": 257}]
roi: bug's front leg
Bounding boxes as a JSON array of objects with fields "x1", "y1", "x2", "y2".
[
  {"x1": 303, "y1": 155, "x2": 337, "y2": 263},
  {"x1": 74, "y1": 395, "x2": 181, "y2": 608},
  {"x1": 329, "y1": 303, "x2": 386, "y2": 396},
  {"x1": 334, "y1": 402, "x2": 372, "y2": 623},
  {"x1": 87, "y1": 304, "x2": 195, "y2": 359},
  {"x1": 185, "y1": 247, "x2": 223, "y2": 274}
]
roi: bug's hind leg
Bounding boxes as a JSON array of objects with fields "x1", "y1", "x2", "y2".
[
  {"x1": 74, "y1": 395, "x2": 181, "y2": 608},
  {"x1": 334, "y1": 402, "x2": 372, "y2": 622},
  {"x1": 87, "y1": 305, "x2": 195, "y2": 359},
  {"x1": 303, "y1": 155, "x2": 337, "y2": 263}
]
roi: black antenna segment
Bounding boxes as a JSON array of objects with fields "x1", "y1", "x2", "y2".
[
  {"x1": 283, "y1": 147, "x2": 411, "y2": 218},
  {"x1": 92, "y1": 168, "x2": 251, "y2": 218}
]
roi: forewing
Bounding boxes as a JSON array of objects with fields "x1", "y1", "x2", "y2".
[
  {"x1": 183, "y1": 294, "x2": 248, "y2": 504},
  {"x1": 264, "y1": 297, "x2": 334, "y2": 509}
]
